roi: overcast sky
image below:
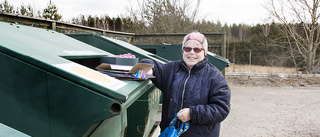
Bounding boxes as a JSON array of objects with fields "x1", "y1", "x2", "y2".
[{"x1": 9, "y1": 0, "x2": 270, "y2": 25}]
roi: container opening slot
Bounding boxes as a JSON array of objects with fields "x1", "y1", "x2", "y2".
[{"x1": 66, "y1": 57, "x2": 101, "y2": 69}]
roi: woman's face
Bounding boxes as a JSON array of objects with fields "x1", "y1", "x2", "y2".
[{"x1": 182, "y1": 40, "x2": 205, "y2": 69}]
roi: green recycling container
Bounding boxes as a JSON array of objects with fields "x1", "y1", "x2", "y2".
[
  {"x1": 66, "y1": 33, "x2": 166, "y2": 137},
  {"x1": 136, "y1": 44, "x2": 230, "y2": 71},
  {"x1": 136, "y1": 44, "x2": 182, "y2": 61},
  {"x1": 0, "y1": 21, "x2": 160, "y2": 137}
]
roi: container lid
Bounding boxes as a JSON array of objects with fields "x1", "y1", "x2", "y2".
[{"x1": 0, "y1": 21, "x2": 147, "y2": 102}]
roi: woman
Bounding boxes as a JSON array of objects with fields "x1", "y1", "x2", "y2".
[{"x1": 139, "y1": 32, "x2": 231, "y2": 137}]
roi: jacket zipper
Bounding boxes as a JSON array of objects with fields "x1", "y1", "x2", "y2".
[
  {"x1": 180, "y1": 66, "x2": 191, "y2": 110},
  {"x1": 178, "y1": 64, "x2": 192, "y2": 126}
]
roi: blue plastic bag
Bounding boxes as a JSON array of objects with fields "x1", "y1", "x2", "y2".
[{"x1": 158, "y1": 113, "x2": 190, "y2": 137}]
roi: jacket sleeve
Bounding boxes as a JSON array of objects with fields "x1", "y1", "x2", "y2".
[
  {"x1": 189, "y1": 72, "x2": 231, "y2": 124},
  {"x1": 138, "y1": 59, "x2": 170, "y2": 91}
]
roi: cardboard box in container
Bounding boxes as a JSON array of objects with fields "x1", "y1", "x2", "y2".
[
  {"x1": 100, "y1": 56, "x2": 138, "y2": 66},
  {"x1": 95, "y1": 63, "x2": 154, "y2": 80}
]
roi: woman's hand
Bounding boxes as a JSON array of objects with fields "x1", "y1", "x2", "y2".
[{"x1": 177, "y1": 108, "x2": 191, "y2": 122}]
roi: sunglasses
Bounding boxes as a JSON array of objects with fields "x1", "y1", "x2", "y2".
[{"x1": 183, "y1": 47, "x2": 204, "y2": 53}]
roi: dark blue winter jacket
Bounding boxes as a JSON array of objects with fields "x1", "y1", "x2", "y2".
[{"x1": 139, "y1": 57, "x2": 231, "y2": 137}]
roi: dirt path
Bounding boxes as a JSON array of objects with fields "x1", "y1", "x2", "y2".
[{"x1": 220, "y1": 85, "x2": 320, "y2": 137}]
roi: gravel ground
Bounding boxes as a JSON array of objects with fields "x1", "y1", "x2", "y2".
[{"x1": 220, "y1": 77, "x2": 320, "y2": 137}]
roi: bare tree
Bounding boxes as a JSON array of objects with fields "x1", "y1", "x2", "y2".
[
  {"x1": 128, "y1": 0, "x2": 201, "y2": 33},
  {"x1": 127, "y1": 0, "x2": 202, "y2": 44},
  {"x1": 100, "y1": 15, "x2": 109, "y2": 30},
  {"x1": 266, "y1": 0, "x2": 320, "y2": 73}
]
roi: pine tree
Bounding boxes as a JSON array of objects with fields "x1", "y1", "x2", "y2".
[
  {"x1": 0, "y1": 0, "x2": 14, "y2": 13},
  {"x1": 20, "y1": 4, "x2": 34, "y2": 17},
  {"x1": 42, "y1": 0, "x2": 62, "y2": 21}
]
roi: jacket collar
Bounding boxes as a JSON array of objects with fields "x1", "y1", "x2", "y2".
[{"x1": 180, "y1": 56, "x2": 208, "y2": 72}]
